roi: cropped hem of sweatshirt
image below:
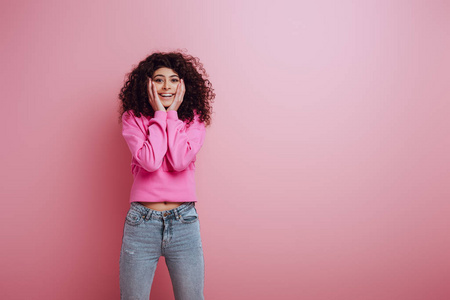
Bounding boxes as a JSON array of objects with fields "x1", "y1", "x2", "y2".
[{"x1": 121, "y1": 109, "x2": 206, "y2": 203}]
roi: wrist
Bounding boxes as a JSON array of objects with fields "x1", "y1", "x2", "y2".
[{"x1": 167, "y1": 110, "x2": 178, "y2": 120}]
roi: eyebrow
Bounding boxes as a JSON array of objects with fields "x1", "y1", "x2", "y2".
[{"x1": 153, "y1": 74, "x2": 179, "y2": 78}]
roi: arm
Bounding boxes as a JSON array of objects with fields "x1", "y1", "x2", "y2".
[
  {"x1": 166, "y1": 110, "x2": 206, "y2": 171},
  {"x1": 121, "y1": 110, "x2": 168, "y2": 172}
]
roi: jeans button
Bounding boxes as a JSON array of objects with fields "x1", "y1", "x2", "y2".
[{"x1": 163, "y1": 212, "x2": 168, "y2": 217}]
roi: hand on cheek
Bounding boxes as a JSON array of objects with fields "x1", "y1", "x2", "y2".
[{"x1": 167, "y1": 79, "x2": 185, "y2": 112}]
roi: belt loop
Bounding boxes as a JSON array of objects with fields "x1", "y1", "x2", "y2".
[{"x1": 144, "y1": 209, "x2": 152, "y2": 221}]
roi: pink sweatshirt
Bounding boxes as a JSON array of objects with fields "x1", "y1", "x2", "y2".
[{"x1": 121, "y1": 109, "x2": 206, "y2": 203}]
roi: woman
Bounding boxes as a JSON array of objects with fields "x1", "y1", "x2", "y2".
[{"x1": 117, "y1": 50, "x2": 214, "y2": 299}]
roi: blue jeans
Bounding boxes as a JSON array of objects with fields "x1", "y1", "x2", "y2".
[{"x1": 119, "y1": 201, "x2": 205, "y2": 300}]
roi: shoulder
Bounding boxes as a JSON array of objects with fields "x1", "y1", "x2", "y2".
[
  {"x1": 122, "y1": 110, "x2": 134, "y2": 120},
  {"x1": 122, "y1": 110, "x2": 149, "y2": 131},
  {"x1": 121, "y1": 111, "x2": 136, "y2": 128},
  {"x1": 184, "y1": 113, "x2": 205, "y2": 132},
  {"x1": 189, "y1": 112, "x2": 204, "y2": 126},
  {"x1": 122, "y1": 110, "x2": 150, "y2": 122}
]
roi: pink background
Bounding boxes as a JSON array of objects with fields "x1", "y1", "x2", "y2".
[{"x1": 1, "y1": 0, "x2": 450, "y2": 299}]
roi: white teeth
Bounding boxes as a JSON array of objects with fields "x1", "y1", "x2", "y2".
[{"x1": 161, "y1": 94, "x2": 173, "y2": 96}]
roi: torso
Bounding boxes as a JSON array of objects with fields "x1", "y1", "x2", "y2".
[{"x1": 138, "y1": 201, "x2": 185, "y2": 211}]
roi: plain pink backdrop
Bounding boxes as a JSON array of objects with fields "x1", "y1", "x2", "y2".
[{"x1": 1, "y1": 0, "x2": 450, "y2": 299}]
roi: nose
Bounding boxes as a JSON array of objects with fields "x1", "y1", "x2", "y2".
[{"x1": 163, "y1": 81, "x2": 170, "y2": 90}]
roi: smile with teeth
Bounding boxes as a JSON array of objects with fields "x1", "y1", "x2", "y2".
[{"x1": 159, "y1": 93, "x2": 174, "y2": 98}]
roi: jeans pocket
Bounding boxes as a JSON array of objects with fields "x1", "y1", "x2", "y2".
[
  {"x1": 125, "y1": 209, "x2": 144, "y2": 226},
  {"x1": 179, "y1": 206, "x2": 199, "y2": 224}
]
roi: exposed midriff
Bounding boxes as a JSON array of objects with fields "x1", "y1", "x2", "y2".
[{"x1": 138, "y1": 201, "x2": 185, "y2": 211}]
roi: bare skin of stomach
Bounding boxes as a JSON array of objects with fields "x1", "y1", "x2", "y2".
[{"x1": 139, "y1": 201, "x2": 185, "y2": 211}]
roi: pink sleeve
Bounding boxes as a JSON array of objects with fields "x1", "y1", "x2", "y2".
[
  {"x1": 166, "y1": 110, "x2": 206, "y2": 171},
  {"x1": 121, "y1": 110, "x2": 168, "y2": 172}
]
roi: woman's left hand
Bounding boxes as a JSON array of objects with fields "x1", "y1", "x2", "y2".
[{"x1": 167, "y1": 79, "x2": 185, "y2": 112}]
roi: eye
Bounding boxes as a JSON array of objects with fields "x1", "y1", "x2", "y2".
[
  {"x1": 171, "y1": 79, "x2": 179, "y2": 83},
  {"x1": 154, "y1": 79, "x2": 163, "y2": 83}
]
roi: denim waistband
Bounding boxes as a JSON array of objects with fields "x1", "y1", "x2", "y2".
[{"x1": 129, "y1": 201, "x2": 195, "y2": 221}]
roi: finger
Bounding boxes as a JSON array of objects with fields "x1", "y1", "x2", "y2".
[
  {"x1": 173, "y1": 81, "x2": 180, "y2": 101},
  {"x1": 152, "y1": 81, "x2": 161, "y2": 102},
  {"x1": 178, "y1": 83, "x2": 184, "y2": 103},
  {"x1": 148, "y1": 79, "x2": 153, "y2": 99},
  {"x1": 179, "y1": 79, "x2": 185, "y2": 100}
]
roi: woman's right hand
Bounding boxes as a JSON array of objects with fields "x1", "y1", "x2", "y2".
[{"x1": 147, "y1": 78, "x2": 166, "y2": 111}]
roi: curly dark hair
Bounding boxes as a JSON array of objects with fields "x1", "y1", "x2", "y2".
[{"x1": 117, "y1": 49, "x2": 215, "y2": 127}]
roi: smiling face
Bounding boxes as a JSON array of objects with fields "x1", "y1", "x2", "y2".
[{"x1": 152, "y1": 67, "x2": 180, "y2": 107}]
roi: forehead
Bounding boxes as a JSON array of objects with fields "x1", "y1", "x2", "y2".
[{"x1": 153, "y1": 67, "x2": 179, "y2": 77}]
